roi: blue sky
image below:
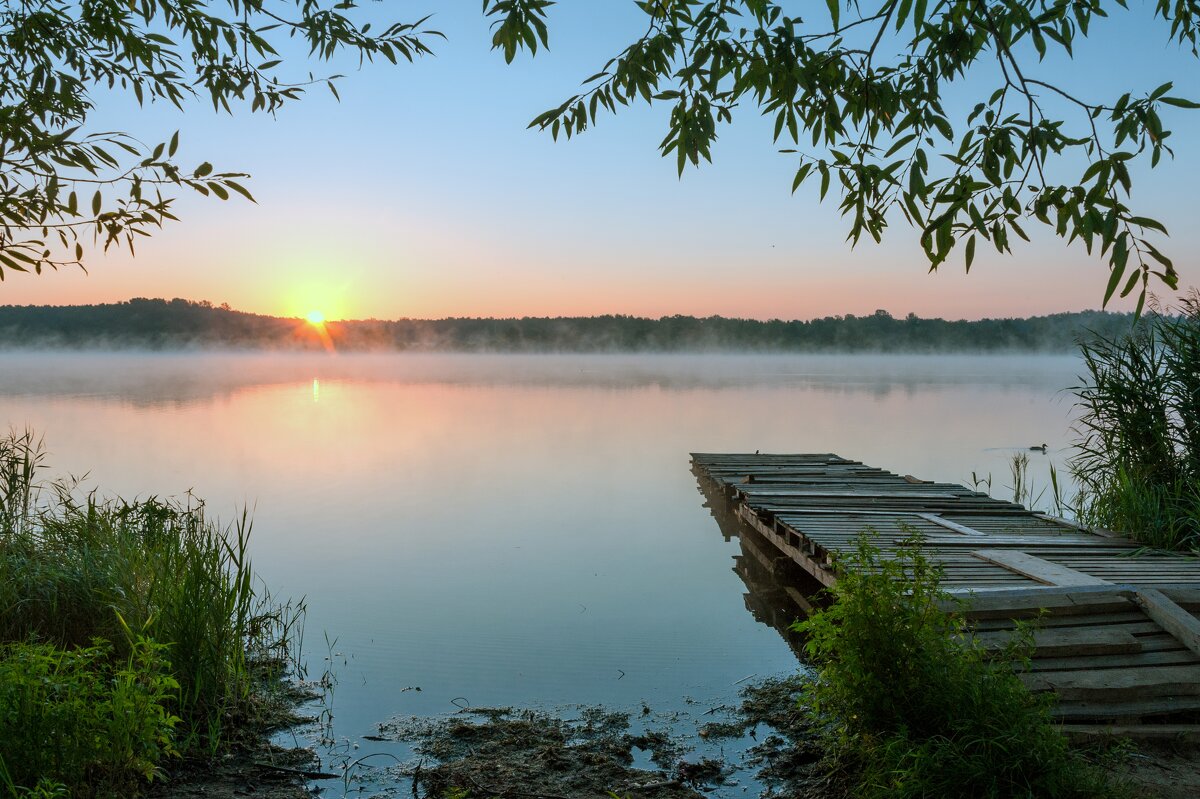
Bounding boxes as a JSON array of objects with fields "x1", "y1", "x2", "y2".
[{"x1": 3, "y1": 1, "x2": 1197, "y2": 320}]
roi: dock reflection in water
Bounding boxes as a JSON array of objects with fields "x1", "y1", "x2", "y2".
[{"x1": 695, "y1": 463, "x2": 822, "y2": 662}]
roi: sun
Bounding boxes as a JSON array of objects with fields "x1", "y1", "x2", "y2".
[{"x1": 305, "y1": 310, "x2": 326, "y2": 325}]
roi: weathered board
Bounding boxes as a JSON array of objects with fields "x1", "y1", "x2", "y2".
[
  {"x1": 969, "y1": 550, "x2": 1114, "y2": 587},
  {"x1": 975, "y1": 627, "x2": 1142, "y2": 657}
]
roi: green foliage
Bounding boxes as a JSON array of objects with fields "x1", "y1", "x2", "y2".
[
  {"x1": 486, "y1": 0, "x2": 1200, "y2": 308},
  {"x1": 0, "y1": 1, "x2": 441, "y2": 280},
  {"x1": 0, "y1": 637, "x2": 179, "y2": 797},
  {"x1": 0, "y1": 773, "x2": 68, "y2": 799},
  {"x1": 794, "y1": 531, "x2": 1122, "y2": 798},
  {"x1": 1072, "y1": 291, "x2": 1200, "y2": 549},
  {"x1": 0, "y1": 429, "x2": 305, "y2": 762}
]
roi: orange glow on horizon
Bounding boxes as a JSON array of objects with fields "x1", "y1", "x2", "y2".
[
  {"x1": 0, "y1": 247, "x2": 1149, "y2": 323},
  {"x1": 297, "y1": 314, "x2": 335, "y2": 354}
]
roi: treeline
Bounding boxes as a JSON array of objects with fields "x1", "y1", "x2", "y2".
[{"x1": 0, "y1": 298, "x2": 1138, "y2": 352}]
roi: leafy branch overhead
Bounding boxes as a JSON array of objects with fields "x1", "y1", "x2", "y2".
[
  {"x1": 0, "y1": 1, "x2": 441, "y2": 279},
  {"x1": 486, "y1": 0, "x2": 1199, "y2": 310}
]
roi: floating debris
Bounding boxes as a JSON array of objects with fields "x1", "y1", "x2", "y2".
[
  {"x1": 378, "y1": 707, "x2": 707, "y2": 798},
  {"x1": 372, "y1": 674, "x2": 825, "y2": 799}
]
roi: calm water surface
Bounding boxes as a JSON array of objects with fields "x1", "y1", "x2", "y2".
[{"x1": 0, "y1": 352, "x2": 1082, "y2": 789}]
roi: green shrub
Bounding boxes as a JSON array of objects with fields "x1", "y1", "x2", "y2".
[
  {"x1": 0, "y1": 429, "x2": 304, "y2": 761},
  {"x1": 1073, "y1": 291, "x2": 1200, "y2": 549},
  {"x1": 794, "y1": 531, "x2": 1124, "y2": 799},
  {"x1": 0, "y1": 636, "x2": 178, "y2": 797}
]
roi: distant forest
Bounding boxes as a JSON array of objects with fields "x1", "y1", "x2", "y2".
[{"x1": 0, "y1": 298, "x2": 1138, "y2": 352}]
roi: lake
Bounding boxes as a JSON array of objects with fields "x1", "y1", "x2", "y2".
[{"x1": 0, "y1": 351, "x2": 1084, "y2": 791}]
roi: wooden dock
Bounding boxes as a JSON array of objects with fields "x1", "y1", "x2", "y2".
[{"x1": 693, "y1": 452, "x2": 1200, "y2": 733}]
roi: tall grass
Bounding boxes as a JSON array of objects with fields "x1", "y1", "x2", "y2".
[
  {"x1": 0, "y1": 430, "x2": 305, "y2": 792},
  {"x1": 1072, "y1": 291, "x2": 1200, "y2": 549},
  {"x1": 794, "y1": 531, "x2": 1125, "y2": 799}
]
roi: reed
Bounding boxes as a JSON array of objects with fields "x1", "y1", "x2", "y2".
[
  {"x1": 1072, "y1": 291, "x2": 1200, "y2": 550},
  {"x1": 0, "y1": 430, "x2": 304, "y2": 793}
]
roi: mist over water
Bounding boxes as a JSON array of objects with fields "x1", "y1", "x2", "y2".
[
  {"x1": 0, "y1": 350, "x2": 1082, "y2": 401},
  {"x1": 0, "y1": 351, "x2": 1082, "y2": 791}
]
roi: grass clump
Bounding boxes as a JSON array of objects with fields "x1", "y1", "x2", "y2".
[
  {"x1": 1072, "y1": 291, "x2": 1200, "y2": 549},
  {"x1": 0, "y1": 430, "x2": 304, "y2": 796},
  {"x1": 794, "y1": 531, "x2": 1125, "y2": 799},
  {"x1": 0, "y1": 637, "x2": 178, "y2": 797}
]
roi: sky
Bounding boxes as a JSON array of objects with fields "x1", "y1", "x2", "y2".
[{"x1": 2, "y1": 1, "x2": 1198, "y2": 321}]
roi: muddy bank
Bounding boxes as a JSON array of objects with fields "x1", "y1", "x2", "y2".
[
  {"x1": 149, "y1": 744, "x2": 324, "y2": 799},
  {"x1": 148, "y1": 677, "x2": 327, "y2": 799}
]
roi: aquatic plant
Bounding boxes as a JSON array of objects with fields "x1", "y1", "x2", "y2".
[
  {"x1": 1072, "y1": 292, "x2": 1200, "y2": 550},
  {"x1": 794, "y1": 531, "x2": 1125, "y2": 799},
  {"x1": 972, "y1": 453, "x2": 1069, "y2": 517},
  {"x1": 1006, "y1": 451, "x2": 1050, "y2": 507}
]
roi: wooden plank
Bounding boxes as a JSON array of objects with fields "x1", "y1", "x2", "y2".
[
  {"x1": 1032, "y1": 513, "x2": 1088, "y2": 530},
  {"x1": 970, "y1": 611, "x2": 1147, "y2": 631},
  {"x1": 757, "y1": 501, "x2": 1033, "y2": 515},
  {"x1": 979, "y1": 614, "x2": 1166, "y2": 633},
  {"x1": 1135, "y1": 588, "x2": 1200, "y2": 659},
  {"x1": 1031, "y1": 514, "x2": 1139, "y2": 542},
  {"x1": 1021, "y1": 664, "x2": 1200, "y2": 702},
  {"x1": 908, "y1": 537, "x2": 1133, "y2": 548},
  {"x1": 692, "y1": 452, "x2": 847, "y2": 459},
  {"x1": 917, "y1": 513, "x2": 987, "y2": 536},
  {"x1": 1161, "y1": 588, "x2": 1200, "y2": 612},
  {"x1": 1030, "y1": 648, "x2": 1200, "y2": 674},
  {"x1": 970, "y1": 550, "x2": 1112, "y2": 587},
  {"x1": 1060, "y1": 723, "x2": 1200, "y2": 743},
  {"x1": 1051, "y1": 695, "x2": 1200, "y2": 720},
  {"x1": 739, "y1": 488, "x2": 967, "y2": 500},
  {"x1": 947, "y1": 584, "x2": 1137, "y2": 600},
  {"x1": 975, "y1": 627, "x2": 1142, "y2": 657},
  {"x1": 942, "y1": 586, "x2": 1136, "y2": 619},
  {"x1": 924, "y1": 534, "x2": 1129, "y2": 544}
]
